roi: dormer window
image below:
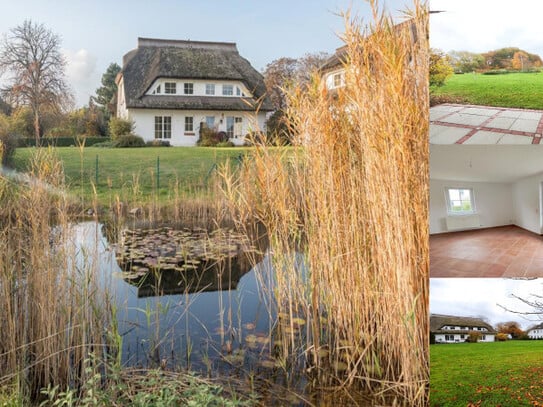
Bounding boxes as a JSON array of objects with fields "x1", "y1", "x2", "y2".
[
  {"x1": 222, "y1": 84, "x2": 233, "y2": 96},
  {"x1": 236, "y1": 87, "x2": 241, "y2": 96},
  {"x1": 205, "y1": 84, "x2": 215, "y2": 95},
  {"x1": 165, "y1": 82, "x2": 176, "y2": 94},
  {"x1": 154, "y1": 84, "x2": 161, "y2": 94},
  {"x1": 184, "y1": 83, "x2": 194, "y2": 95},
  {"x1": 333, "y1": 72, "x2": 344, "y2": 88}
]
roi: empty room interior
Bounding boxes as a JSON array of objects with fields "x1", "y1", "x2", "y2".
[{"x1": 430, "y1": 145, "x2": 543, "y2": 277}]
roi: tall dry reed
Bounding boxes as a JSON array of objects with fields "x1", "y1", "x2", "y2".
[
  {"x1": 223, "y1": 1, "x2": 428, "y2": 404},
  {"x1": 0, "y1": 148, "x2": 113, "y2": 401}
]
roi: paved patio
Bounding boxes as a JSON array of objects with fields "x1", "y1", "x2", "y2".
[{"x1": 430, "y1": 104, "x2": 543, "y2": 144}]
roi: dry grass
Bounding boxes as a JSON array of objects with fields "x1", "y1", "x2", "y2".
[
  {"x1": 0, "y1": 147, "x2": 113, "y2": 402},
  {"x1": 222, "y1": 1, "x2": 429, "y2": 405}
]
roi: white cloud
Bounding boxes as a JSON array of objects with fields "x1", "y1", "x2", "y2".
[
  {"x1": 430, "y1": 0, "x2": 543, "y2": 57},
  {"x1": 430, "y1": 278, "x2": 543, "y2": 330},
  {"x1": 63, "y1": 48, "x2": 98, "y2": 107}
]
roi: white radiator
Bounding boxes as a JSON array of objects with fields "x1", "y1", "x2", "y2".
[{"x1": 446, "y1": 214, "x2": 480, "y2": 231}]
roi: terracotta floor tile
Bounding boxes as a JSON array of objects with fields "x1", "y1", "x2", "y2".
[{"x1": 430, "y1": 225, "x2": 543, "y2": 277}]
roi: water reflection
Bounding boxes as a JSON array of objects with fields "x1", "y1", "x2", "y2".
[{"x1": 69, "y1": 222, "x2": 275, "y2": 370}]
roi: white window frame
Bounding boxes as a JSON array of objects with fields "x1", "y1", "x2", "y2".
[
  {"x1": 164, "y1": 82, "x2": 176, "y2": 94},
  {"x1": 184, "y1": 116, "x2": 194, "y2": 133},
  {"x1": 333, "y1": 72, "x2": 344, "y2": 88},
  {"x1": 205, "y1": 116, "x2": 215, "y2": 129},
  {"x1": 445, "y1": 187, "x2": 476, "y2": 215},
  {"x1": 155, "y1": 116, "x2": 171, "y2": 139},
  {"x1": 205, "y1": 84, "x2": 215, "y2": 95},
  {"x1": 184, "y1": 83, "x2": 194, "y2": 95},
  {"x1": 222, "y1": 84, "x2": 233, "y2": 96}
]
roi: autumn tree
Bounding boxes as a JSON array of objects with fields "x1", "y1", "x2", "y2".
[
  {"x1": 496, "y1": 321, "x2": 524, "y2": 339},
  {"x1": 263, "y1": 52, "x2": 330, "y2": 143},
  {"x1": 92, "y1": 62, "x2": 121, "y2": 118},
  {"x1": 430, "y1": 48, "x2": 453, "y2": 87},
  {"x1": 0, "y1": 20, "x2": 71, "y2": 145},
  {"x1": 447, "y1": 50, "x2": 485, "y2": 73}
]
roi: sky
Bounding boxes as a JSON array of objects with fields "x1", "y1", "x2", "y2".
[
  {"x1": 0, "y1": 0, "x2": 414, "y2": 107},
  {"x1": 430, "y1": 0, "x2": 543, "y2": 58},
  {"x1": 431, "y1": 278, "x2": 543, "y2": 331}
]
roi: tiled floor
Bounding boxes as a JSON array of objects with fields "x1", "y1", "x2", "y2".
[
  {"x1": 430, "y1": 226, "x2": 543, "y2": 277},
  {"x1": 430, "y1": 104, "x2": 543, "y2": 144}
]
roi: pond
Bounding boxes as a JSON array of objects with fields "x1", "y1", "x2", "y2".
[{"x1": 70, "y1": 221, "x2": 315, "y2": 404}]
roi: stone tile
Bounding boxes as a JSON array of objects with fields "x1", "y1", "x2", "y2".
[
  {"x1": 497, "y1": 110, "x2": 522, "y2": 119},
  {"x1": 510, "y1": 118, "x2": 539, "y2": 133},
  {"x1": 462, "y1": 131, "x2": 503, "y2": 144},
  {"x1": 443, "y1": 113, "x2": 490, "y2": 126},
  {"x1": 486, "y1": 117, "x2": 514, "y2": 130},
  {"x1": 429, "y1": 126, "x2": 472, "y2": 144},
  {"x1": 518, "y1": 111, "x2": 543, "y2": 120},
  {"x1": 497, "y1": 134, "x2": 534, "y2": 144},
  {"x1": 461, "y1": 107, "x2": 501, "y2": 116}
]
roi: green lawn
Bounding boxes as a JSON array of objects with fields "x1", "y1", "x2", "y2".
[
  {"x1": 12, "y1": 146, "x2": 252, "y2": 204},
  {"x1": 430, "y1": 72, "x2": 543, "y2": 109},
  {"x1": 431, "y1": 341, "x2": 543, "y2": 406}
]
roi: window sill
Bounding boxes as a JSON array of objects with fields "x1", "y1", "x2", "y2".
[{"x1": 184, "y1": 132, "x2": 196, "y2": 136}]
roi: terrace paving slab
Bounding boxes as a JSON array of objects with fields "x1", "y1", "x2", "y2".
[{"x1": 430, "y1": 104, "x2": 543, "y2": 144}]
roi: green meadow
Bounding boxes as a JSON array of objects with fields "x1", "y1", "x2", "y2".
[
  {"x1": 430, "y1": 72, "x2": 543, "y2": 109},
  {"x1": 12, "y1": 146, "x2": 251, "y2": 203},
  {"x1": 430, "y1": 341, "x2": 543, "y2": 406}
]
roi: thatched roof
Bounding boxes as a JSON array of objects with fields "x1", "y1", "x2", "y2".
[
  {"x1": 319, "y1": 18, "x2": 420, "y2": 73},
  {"x1": 528, "y1": 322, "x2": 543, "y2": 332},
  {"x1": 120, "y1": 38, "x2": 273, "y2": 111},
  {"x1": 430, "y1": 314, "x2": 497, "y2": 334}
]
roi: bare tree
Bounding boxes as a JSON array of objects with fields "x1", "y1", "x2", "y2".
[{"x1": 0, "y1": 20, "x2": 71, "y2": 144}]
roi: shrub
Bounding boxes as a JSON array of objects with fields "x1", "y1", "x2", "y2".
[
  {"x1": 112, "y1": 134, "x2": 146, "y2": 148},
  {"x1": 0, "y1": 133, "x2": 17, "y2": 167},
  {"x1": 18, "y1": 137, "x2": 110, "y2": 147},
  {"x1": 216, "y1": 141, "x2": 235, "y2": 147},
  {"x1": 496, "y1": 333, "x2": 509, "y2": 342},
  {"x1": 146, "y1": 139, "x2": 171, "y2": 147},
  {"x1": 197, "y1": 127, "x2": 222, "y2": 147},
  {"x1": 109, "y1": 117, "x2": 134, "y2": 140}
]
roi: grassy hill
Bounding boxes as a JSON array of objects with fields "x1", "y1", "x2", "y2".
[
  {"x1": 431, "y1": 341, "x2": 543, "y2": 406},
  {"x1": 430, "y1": 72, "x2": 543, "y2": 109}
]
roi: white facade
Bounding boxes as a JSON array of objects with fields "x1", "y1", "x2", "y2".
[
  {"x1": 145, "y1": 78, "x2": 252, "y2": 98},
  {"x1": 435, "y1": 333, "x2": 495, "y2": 343},
  {"x1": 528, "y1": 328, "x2": 543, "y2": 339},
  {"x1": 125, "y1": 109, "x2": 266, "y2": 147}
]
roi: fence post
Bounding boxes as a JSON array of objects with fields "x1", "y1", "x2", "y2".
[{"x1": 156, "y1": 156, "x2": 160, "y2": 191}]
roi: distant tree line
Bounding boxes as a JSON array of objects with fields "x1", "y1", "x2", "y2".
[{"x1": 430, "y1": 47, "x2": 543, "y2": 88}]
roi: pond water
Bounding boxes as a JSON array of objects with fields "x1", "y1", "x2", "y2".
[
  {"x1": 70, "y1": 222, "x2": 311, "y2": 402},
  {"x1": 69, "y1": 221, "x2": 383, "y2": 405}
]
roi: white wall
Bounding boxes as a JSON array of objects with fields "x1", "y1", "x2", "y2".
[
  {"x1": 128, "y1": 109, "x2": 267, "y2": 147},
  {"x1": 145, "y1": 78, "x2": 252, "y2": 98},
  {"x1": 512, "y1": 173, "x2": 543, "y2": 234},
  {"x1": 434, "y1": 333, "x2": 495, "y2": 343},
  {"x1": 528, "y1": 329, "x2": 543, "y2": 339},
  {"x1": 430, "y1": 179, "x2": 514, "y2": 234}
]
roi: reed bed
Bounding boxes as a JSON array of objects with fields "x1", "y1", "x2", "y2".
[
  {"x1": 0, "y1": 147, "x2": 113, "y2": 402},
  {"x1": 222, "y1": 2, "x2": 429, "y2": 405}
]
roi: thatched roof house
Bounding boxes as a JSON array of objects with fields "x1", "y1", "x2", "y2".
[
  {"x1": 116, "y1": 38, "x2": 272, "y2": 146},
  {"x1": 527, "y1": 322, "x2": 543, "y2": 339},
  {"x1": 431, "y1": 314, "x2": 497, "y2": 343}
]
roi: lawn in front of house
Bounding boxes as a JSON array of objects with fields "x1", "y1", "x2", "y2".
[
  {"x1": 430, "y1": 72, "x2": 543, "y2": 109},
  {"x1": 12, "y1": 146, "x2": 252, "y2": 204},
  {"x1": 430, "y1": 341, "x2": 543, "y2": 406}
]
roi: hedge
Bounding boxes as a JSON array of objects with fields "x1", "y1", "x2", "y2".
[{"x1": 19, "y1": 137, "x2": 110, "y2": 147}]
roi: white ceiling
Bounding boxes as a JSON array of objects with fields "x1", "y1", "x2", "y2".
[{"x1": 430, "y1": 145, "x2": 543, "y2": 183}]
